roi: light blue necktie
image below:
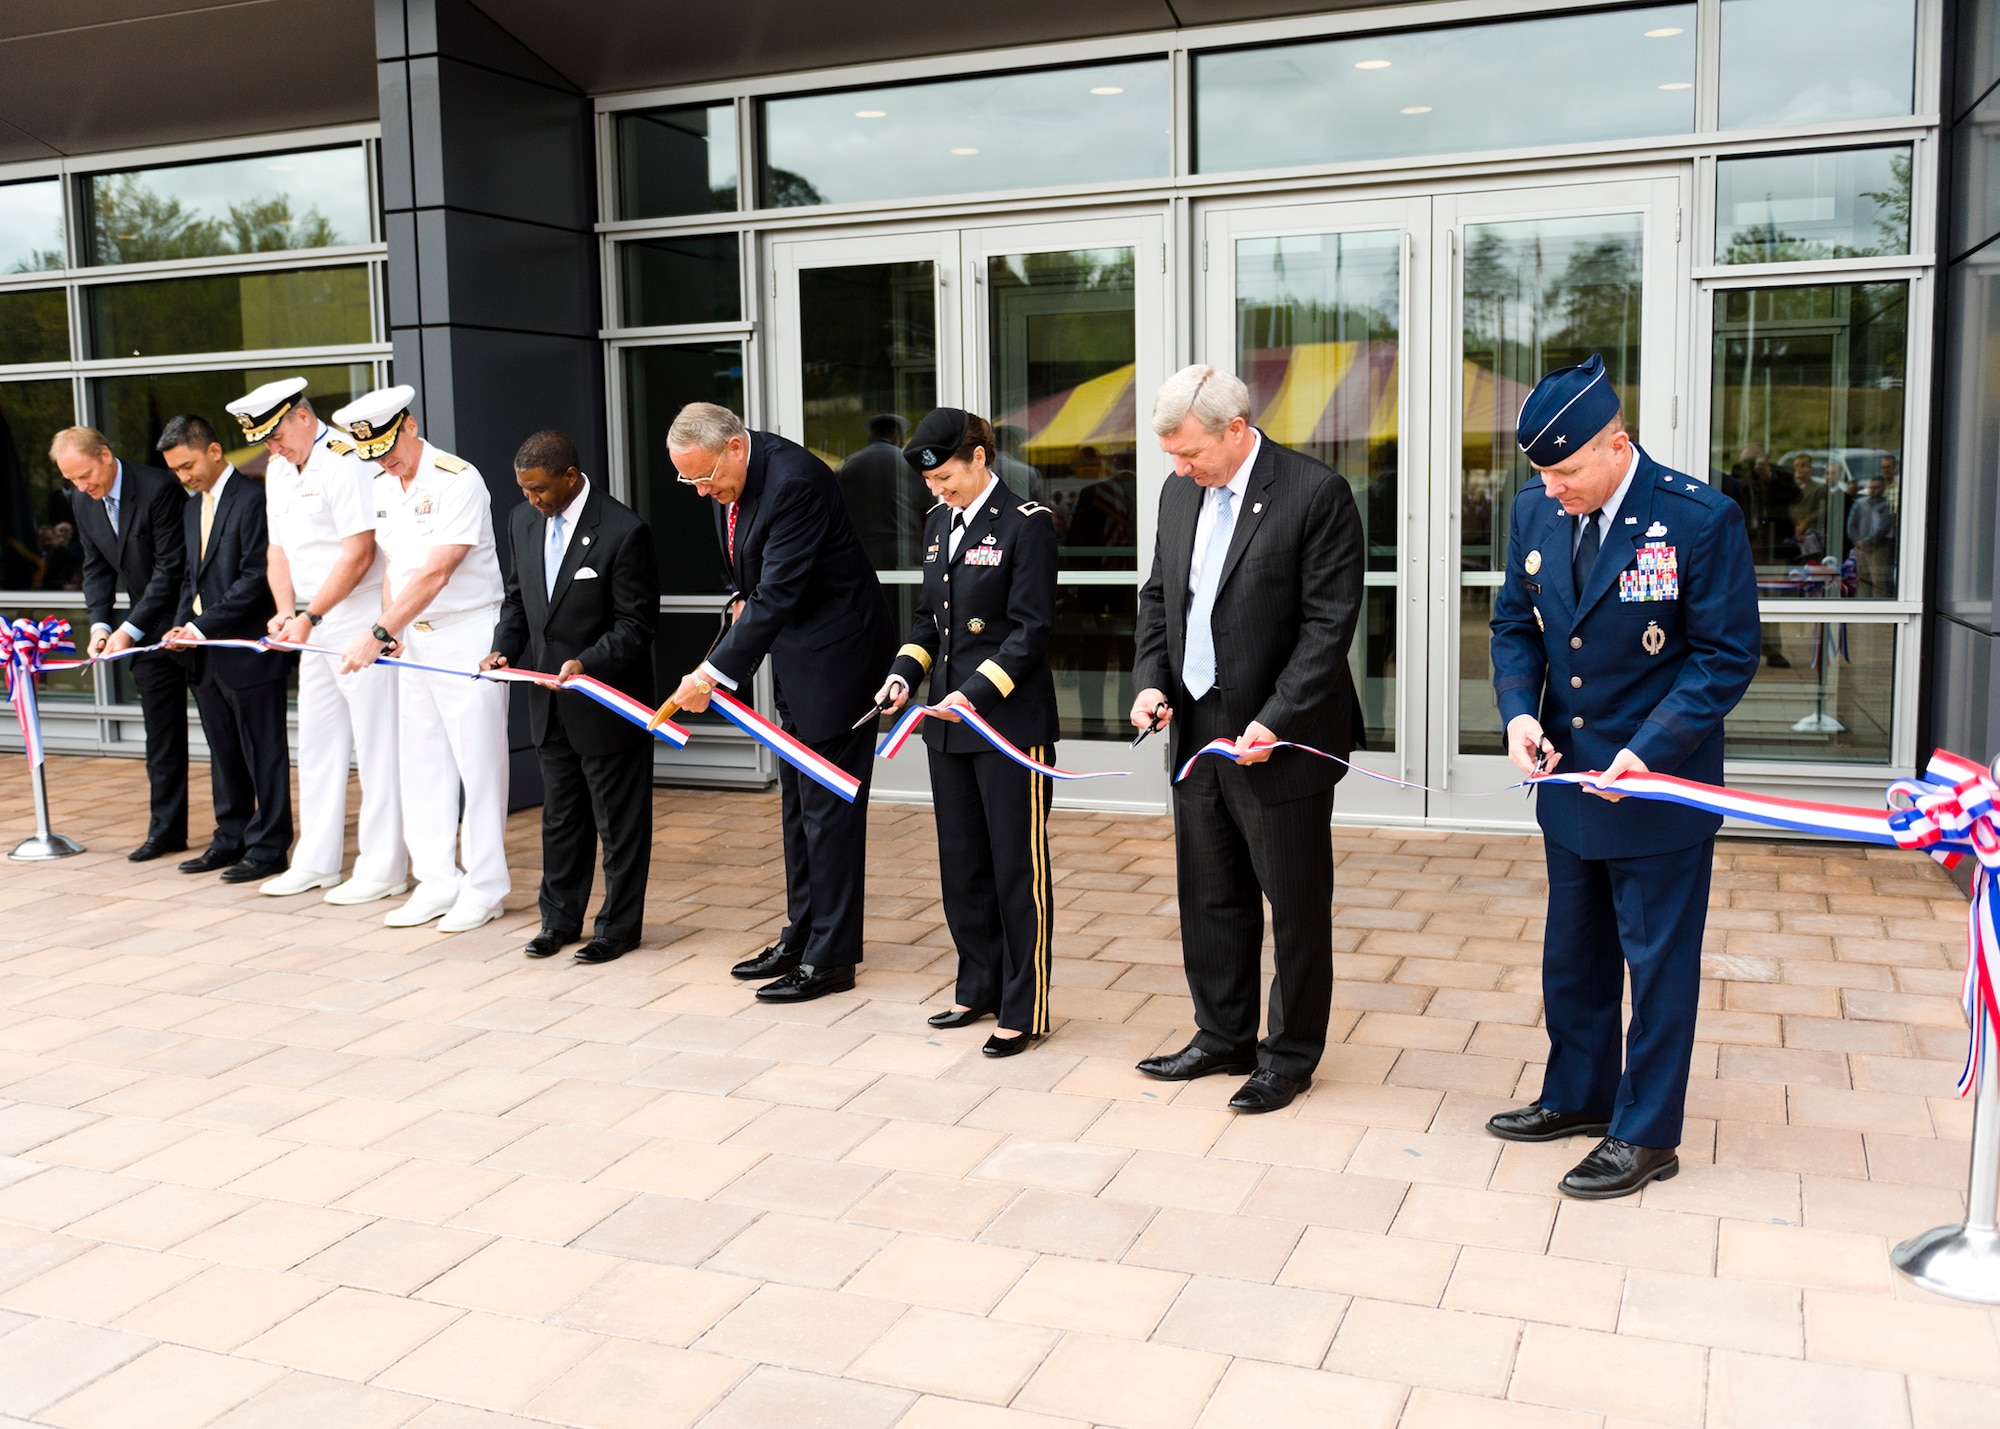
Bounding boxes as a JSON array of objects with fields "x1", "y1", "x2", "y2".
[
  {"x1": 546, "y1": 513, "x2": 564, "y2": 599},
  {"x1": 1182, "y1": 487, "x2": 1235, "y2": 699},
  {"x1": 105, "y1": 493, "x2": 119, "y2": 536}
]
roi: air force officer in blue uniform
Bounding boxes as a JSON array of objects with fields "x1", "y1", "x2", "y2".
[{"x1": 1487, "y1": 356, "x2": 1760, "y2": 1199}]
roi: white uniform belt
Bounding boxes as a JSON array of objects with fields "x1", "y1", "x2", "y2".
[{"x1": 408, "y1": 607, "x2": 491, "y2": 633}]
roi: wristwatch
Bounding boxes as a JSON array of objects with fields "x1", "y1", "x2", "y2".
[
  {"x1": 305, "y1": 611, "x2": 323, "y2": 627},
  {"x1": 370, "y1": 623, "x2": 393, "y2": 650}
]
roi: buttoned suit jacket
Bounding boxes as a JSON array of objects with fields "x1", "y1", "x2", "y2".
[
  {"x1": 491, "y1": 485, "x2": 659, "y2": 756},
  {"x1": 69, "y1": 461, "x2": 187, "y2": 641},
  {"x1": 176, "y1": 471, "x2": 286, "y2": 686}
]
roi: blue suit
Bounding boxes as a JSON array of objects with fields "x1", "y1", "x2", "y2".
[{"x1": 1491, "y1": 446, "x2": 1759, "y2": 1147}]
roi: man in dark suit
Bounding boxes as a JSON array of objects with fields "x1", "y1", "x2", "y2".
[
  {"x1": 483, "y1": 430, "x2": 659, "y2": 965},
  {"x1": 1488, "y1": 356, "x2": 1760, "y2": 1198},
  {"x1": 158, "y1": 414, "x2": 293, "y2": 883},
  {"x1": 54, "y1": 427, "x2": 190, "y2": 861},
  {"x1": 661, "y1": 402, "x2": 895, "y2": 1004},
  {"x1": 1130, "y1": 365, "x2": 1365, "y2": 1114}
]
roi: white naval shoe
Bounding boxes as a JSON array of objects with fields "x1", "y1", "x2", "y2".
[
  {"x1": 259, "y1": 867, "x2": 341, "y2": 897},
  {"x1": 435, "y1": 901, "x2": 502, "y2": 934},
  {"x1": 384, "y1": 893, "x2": 456, "y2": 927},
  {"x1": 323, "y1": 877, "x2": 410, "y2": 906}
]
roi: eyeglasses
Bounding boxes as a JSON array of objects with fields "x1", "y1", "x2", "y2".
[{"x1": 675, "y1": 455, "x2": 724, "y2": 488}]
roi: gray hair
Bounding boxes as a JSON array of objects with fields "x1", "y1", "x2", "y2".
[
  {"x1": 668, "y1": 402, "x2": 746, "y2": 452},
  {"x1": 1150, "y1": 364, "x2": 1252, "y2": 438}
]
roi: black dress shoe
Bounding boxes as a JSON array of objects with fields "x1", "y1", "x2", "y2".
[
  {"x1": 574, "y1": 937, "x2": 637, "y2": 965},
  {"x1": 219, "y1": 858, "x2": 287, "y2": 885},
  {"x1": 982, "y1": 1031, "x2": 1036, "y2": 1058},
  {"x1": 1485, "y1": 1104, "x2": 1614, "y2": 1143},
  {"x1": 1560, "y1": 1137, "x2": 1680, "y2": 1200},
  {"x1": 755, "y1": 963, "x2": 855, "y2": 1003},
  {"x1": 128, "y1": 837, "x2": 187, "y2": 863},
  {"x1": 524, "y1": 929, "x2": 580, "y2": 959},
  {"x1": 1228, "y1": 1068, "x2": 1310, "y2": 1113},
  {"x1": 928, "y1": 1007, "x2": 995, "y2": 1029},
  {"x1": 178, "y1": 847, "x2": 240, "y2": 874},
  {"x1": 732, "y1": 942, "x2": 803, "y2": 980},
  {"x1": 1136, "y1": 1043, "x2": 1257, "y2": 1081}
]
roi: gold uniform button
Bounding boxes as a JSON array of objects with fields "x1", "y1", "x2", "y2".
[
  {"x1": 1569, "y1": 636, "x2": 1583, "y2": 649},
  {"x1": 1570, "y1": 676, "x2": 1582, "y2": 688},
  {"x1": 1571, "y1": 716, "x2": 1585, "y2": 729}
]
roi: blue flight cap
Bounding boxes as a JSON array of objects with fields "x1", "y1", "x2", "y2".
[{"x1": 1516, "y1": 354, "x2": 1621, "y2": 467}]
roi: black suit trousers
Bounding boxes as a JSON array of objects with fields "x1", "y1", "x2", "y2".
[
  {"x1": 191, "y1": 658, "x2": 292, "y2": 863},
  {"x1": 1172, "y1": 691, "x2": 1336, "y2": 1080},
  {"x1": 928, "y1": 745, "x2": 1055, "y2": 1035},
  {"x1": 772, "y1": 717, "x2": 875, "y2": 969},
  {"x1": 131, "y1": 650, "x2": 189, "y2": 845},
  {"x1": 536, "y1": 702, "x2": 654, "y2": 943}
]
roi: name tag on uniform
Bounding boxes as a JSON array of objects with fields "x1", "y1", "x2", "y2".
[
  {"x1": 924, "y1": 541, "x2": 939, "y2": 564},
  {"x1": 1618, "y1": 542, "x2": 1679, "y2": 602},
  {"x1": 964, "y1": 546, "x2": 1003, "y2": 567}
]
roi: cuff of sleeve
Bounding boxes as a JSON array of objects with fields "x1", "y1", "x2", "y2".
[
  {"x1": 118, "y1": 622, "x2": 143, "y2": 641},
  {"x1": 975, "y1": 659, "x2": 1014, "y2": 698},
  {"x1": 183, "y1": 624, "x2": 204, "y2": 641},
  {"x1": 90, "y1": 622, "x2": 111, "y2": 637},
  {"x1": 889, "y1": 657, "x2": 925, "y2": 690},
  {"x1": 1626, "y1": 718, "x2": 1685, "y2": 773},
  {"x1": 697, "y1": 660, "x2": 737, "y2": 692},
  {"x1": 1497, "y1": 690, "x2": 1540, "y2": 728},
  {"x1": 896, "y1": 643, "x2": 933, "y2": 673}
]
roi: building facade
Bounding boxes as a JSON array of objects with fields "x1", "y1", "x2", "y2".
[{"x1": 0, "y1": 0, "x2": 1988, "y2": 832}]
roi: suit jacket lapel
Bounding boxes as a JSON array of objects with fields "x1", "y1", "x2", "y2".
[
  {"x1": 1535, "y1": 493, "x2": 1577, "y2": 624},
  {"x1": 111, "y1": 464, "x2": 132, "y2": 558},
  {"x1": 721, "y1": 442, "x2": 766, "y2": 583},
  {"x1": 1576, "y1": 453, "x2": 1660, "y2": 618},
  {"x1": 545, "y1": 487, "x2": 600, "y2": 617},
  {"x1": 199, "y1": 470, "x2": 239, "y2": 575},
  {"x1": 523, "y1": 504, "x2": 549, "y2": 624},
  {"x1": 1214, "y1": 435, "x2": 1276, "y2": 597}
]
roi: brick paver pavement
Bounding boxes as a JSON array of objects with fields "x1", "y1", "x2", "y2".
[{"x1": 0, "y1": 753, "x2": 1996, "y2": 1428}]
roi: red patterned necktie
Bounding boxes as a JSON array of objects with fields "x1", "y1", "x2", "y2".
[{"x1": 727, "y1": 501, "x2": 738, "y2": 564}]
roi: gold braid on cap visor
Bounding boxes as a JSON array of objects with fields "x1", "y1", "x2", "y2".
[
  {"x1": 233, "y1": 400, "x2": 293, "y2": 443},
  {"x1": 343, "y1": 409, "x2": 407, "y2": 460}
]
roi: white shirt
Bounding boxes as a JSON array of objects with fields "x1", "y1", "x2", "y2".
[
  {"x1": 266, "y1": 422, "x2": 383, "y2": 605},
  {"x1": 546, "y1": 474, "x2": 590, "y2": 568},
  {"x1": 948, "y1": 474, "x2": 1001, "y2": 560},
  {"x1": 94, "y1": 464, "x2": 145, "y2": 642},
  {"x1": 374, "y1": 441, "x2": 505, "y2": 619},
  {"x1": 1574, "y1": 447, "x2": 1641, "y2": 552},
  {"x1": 1188, "y1": 428, "x2": 1261, "y2": 591}
]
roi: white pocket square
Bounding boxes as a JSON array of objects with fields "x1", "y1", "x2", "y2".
[{"x1": 572, "y1": 568, "x2": 598, "y2": 580}]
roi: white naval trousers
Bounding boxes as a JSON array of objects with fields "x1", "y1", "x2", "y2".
[
  {"x1": 398, "y1": 609, "x2": 510, "y2": 910},
  {"x1": 294, "y1": 603, "x2": 406, "y2": 883}
]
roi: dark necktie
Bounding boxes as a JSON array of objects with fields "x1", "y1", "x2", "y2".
[
  {"x1": 1574, "y1": 510, "x2": 1602, "y2": 601},
  {"x1": 951, "y1": 511, "x2": 967, "y2": 558}
]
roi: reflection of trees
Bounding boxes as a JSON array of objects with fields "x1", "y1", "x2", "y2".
[
  {"x1": 1723, "y1": 151, "x2": 1912, "y2": 265},
  {"x1": 90, "y1": 177, "x2": 342, "y2": 265},
  {"x1": 764, "y1": 167, "x2": 826, "y2": 208}
]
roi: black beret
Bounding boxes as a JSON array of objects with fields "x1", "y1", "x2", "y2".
[{"x1": 903, "y1": 407, "x2": 969, "y2": 475}]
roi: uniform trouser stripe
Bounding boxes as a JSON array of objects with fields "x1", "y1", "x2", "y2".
[{"x1": 928, "y1": 744, "x2": 1054, "y2": 1035}]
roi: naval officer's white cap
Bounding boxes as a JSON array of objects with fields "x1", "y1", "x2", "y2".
[
  {"x1": 330, "y1": 384, "x2": 417, "y2": 461},
  {"x1": 225, "y1": 376, "x2": 309, "y2": 443}
]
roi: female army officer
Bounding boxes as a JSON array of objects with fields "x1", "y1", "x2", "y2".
[{"x1": 875, "y1": 408, "x2": 1060, "y2": 1057}]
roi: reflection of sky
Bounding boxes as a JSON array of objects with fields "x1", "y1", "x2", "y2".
[
  {"x1": 1717, "y1": 147, "x2": 1907, "y2": 255},
  {"x1": 1196, "y1": 6, "x2": 1696, "y2": 172},
  {"x1": 0, "y1": 180, "x2": 66, "y2": 273},
  {"x1": 93, "y1": 146, "x2": 371, "y2": 252},
  {"x1": 764, "y1": 60, "x2": 1169, "y2": 205},
  {"x1": 1719, "y1": 0, "x2": 1913, "y2": 127}
]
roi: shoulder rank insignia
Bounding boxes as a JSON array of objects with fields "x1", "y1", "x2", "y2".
[
  {"x1": 434, "y1": 454, "x2": 469, "y2": 473},
  {"x1": 327, "y1": 438, "x2": 356, "y2": 456},
  {"x1": 1018, "y1": 501, "x2": 1050, "y2": 517}
]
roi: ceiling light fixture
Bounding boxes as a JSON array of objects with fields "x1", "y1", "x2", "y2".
[
  {"x1": 1090, "y1": 86, "x2": 1125, "y2": 95},
  {"x1": 1355, "y1": 59, "x2": 1391, "y2": 70},
  {"x1": 1401, "y1": 106, "x2": 1432, "y2": 114},
  {"x1": 1643, "y1": 27, "x2": 1684, "y2": 37},
  {"x1": 854, "y1": 109, "x2": 887, "y2": 118},
  {"x1": 1658, "y1": 81, "x2": 1692, "y2": 90},
  {"x1": 951, "y1": 147, "x2": 980, "y2": 155}
]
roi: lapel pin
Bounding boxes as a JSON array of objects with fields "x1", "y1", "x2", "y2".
[
  {"x1": 582, "y1": 535, "x2": 591, "y2": 546},
  {"x1": 1253, "y1": 502, "x2": 1263, "y2": 514}
]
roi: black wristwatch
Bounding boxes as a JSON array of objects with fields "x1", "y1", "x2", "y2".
[
  {"x1": 305, "y1": 611, "x2": 323, "y2": 627},
  {"x1": 370, "y1": 623, "x2": 393, "y2": 650}
]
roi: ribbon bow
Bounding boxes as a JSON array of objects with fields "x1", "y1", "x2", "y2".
[
  {"x1": 0, "y1": 617, "x2": 74, "y2": 769},
  {"x1": 1887, "y1": 750, "x2": 2000, "y2": 1096}
]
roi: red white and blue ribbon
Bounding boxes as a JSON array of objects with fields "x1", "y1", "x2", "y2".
[
  {"x1": 877, "y1": 703, "x2": 1127, "y2": 781},
  {"x1": 705, "y1": 688, "x2": 860, "y2": 802},
  {"x1": 0, "y1": 617, "x2": 73, "y2": 768}
]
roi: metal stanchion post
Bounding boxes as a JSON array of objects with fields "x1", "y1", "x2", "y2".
[
  {"x1": 9, "y1": 757, "x2": 84, "y2": 861},
  {"x1": 1894, "y1": 1023, "x2": 2000, "y2": 1304}
]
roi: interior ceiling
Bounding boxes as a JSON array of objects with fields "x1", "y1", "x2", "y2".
[{"x1": 0, "y1": 0, "x2": 1404, "y2": 163}]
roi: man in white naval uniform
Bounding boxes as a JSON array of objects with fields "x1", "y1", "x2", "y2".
[
  {"x1": 333, "y1": 385, "x2": 510, "y2": 934},
  {"x1": 226, "y1": 377, "x2": 408, "y2": 905}
]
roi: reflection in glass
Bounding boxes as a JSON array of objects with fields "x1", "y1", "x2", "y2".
[
  {"x1": 653, "y1": 611, "x2": 728, "y2": 727},
  {"x1": 763, "y1": 60, "x2": 1168, "y2": 208},
  {"x1": 619, "y1": 235, "x2": 740, "y2": 327},
  {"x1": 1719, "y1": 0, "x2": 1914, "y2": 129},
  {"x1": 0, "y1": 379, "x2": 80, "y2": 592},
  {"x1": 92, "y1": 363, "x2": 371, "y2": 480},
  {"x1": 1938, "y1": 245, "x2": 2000, "y2": 626},
  {"x1": 0, "y1": 289, "x2": 69, "y2": 365},
  {"x1": 1708, "y1": 283, "x2": 1906, "y2": 603},
  {"x1": 798, "y1": 262, "x2": 937, "y2": 570},
  {"x1": 616, "y1": 103, "x2": 738, "y2": 218},
  {"x1": 86, "y1": 146, "x2": 371, "y2": 265},
  {"x1": 1955, "y1": 84, "x2": 2000, "y2": 260},
  {"x1": 622, "y1": 343, "x2": 742, "y2": 596},
  {"x1": 1716, "y1": 147, "x2": 1911, "y2": 263},
  {"x1": 1196, "y1": 7, "x2": 1693, "y2": 174},
  {"x1": 1235, "y1": 229, "x2": 1400, "y2": 750},
  {"x1": 85, "y1": 265, "x2": 373, "y2": 359},
  {"x1": 1458, "y1": 212, "x2": 1644, "y2": 754},
  {"x1": 0, "y1": 179, "x2": 66, "y2": 273},
  {"x1": 1725, "y1": 620, "x2": 1894, "y2": 762},
  {"x1": 1053, "y1": 584, "x2": 1136, "y2": 742},
  {"x1": 989, "y1": 248, "x2": 1137, "y2": 574}
]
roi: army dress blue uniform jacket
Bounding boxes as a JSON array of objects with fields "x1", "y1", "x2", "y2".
[{"x1": 1491, "y1": 446, "x2": 1760, "y2": 860}]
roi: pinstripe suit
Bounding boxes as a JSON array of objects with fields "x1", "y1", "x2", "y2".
[{"x1": 1134, "y1": 432, "x2": 1365, "y2": 1080}]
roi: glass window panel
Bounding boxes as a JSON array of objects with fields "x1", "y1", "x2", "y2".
[
  {"x1": 1956, "y1": 85, "x2": 2000, "y2": 261},
  {"x1": 1718, "y1": 0, "x2": 1914, "y2": 129},
  {"x1": 35, "y1": 657, "x2": 97, "y2": 703},
  {"x1": 85, "y1": 265, "x2": 373, "y2": 359},
  {"x1": 1725, "y1": 619, "x2": 1895, "y2": 762},
  {"x1": 1708, "y1": 282, "x2": 1906, "y2": 601},
  {"x1": 91, "y1": 363, "x2": 372, "y2": 478},
  {"x1": 762, "y1": 60, "x2": 1169, "y2": 208},
  {"x1": 989, "y1": 248, "x2": 1137, "y2": 574},
  {"x1": 0, "y1": 289, "x2": 69, "y2": 365},
  {"x1": 618, "y1": 235, "x2": 740, "y2": 327},
  {"x1": 0, "y1": 179, "x2": 66, "y2": 273},
  {"x1": 86, "y1": 145, "x2": 371, "y2": 266},
  {"x1": 0, "y1": 378, "x2": 80, "y2": 592},
  {"x1": 1716, "y1": 147, "x2": 1911, "y2": 263},
  {"x1": 1235, "y1": 228, "x2": 1401, "y2": 751},
  {"x1": 1457, "y1": 212, "x2": 1645, "y2": 756},
  {"x1": 1964, "y1": 0, "x2": 2000, "y2": 118},
  {"x1": 1195, "y1": 7, "x2": 1694, "y2": 174},
  {"x1": 1053, "y1": 583, "x2": 1135, "y2": 743},
  {"x1": 1930, "y1": 615, "x2": 1993, "y2": 764},
  {"x1": 616, "y1": 102, "x2": 738, "y2": 218},
  {"x1": 1937, "y1": 246, "x2": 2000, "y2": 627},
  {"x1": 798, "y1": 262, "x2": 937, "y2": 571},
  {"x1": 653, "y1": 611, "x2": 728, "y2": 727},
  {"x1": 622, "y1": 342, "x2": 743, "y2": 595}
]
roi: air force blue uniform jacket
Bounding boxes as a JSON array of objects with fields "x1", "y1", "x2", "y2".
[{"x1": 1491, "y1": 447, "x2": 1761, "y2": 858}]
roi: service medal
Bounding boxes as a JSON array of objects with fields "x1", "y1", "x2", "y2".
[
  {"x1": 1534, "y1": 607, "x2": 1545, "y2": 632},
  {"x1": 1525, "y1": 550, "x2": 1542, "y2": 575},
  {"x1": 1642, "y1": 620, "x2": 1666, "y2": 656},
  {"x1": 967, "y1": 618, "x2": 985, "y2": 633}
]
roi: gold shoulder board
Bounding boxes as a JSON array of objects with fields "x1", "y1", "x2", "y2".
[
  {"x1": 327, "y1": 439, "x2": 356, "y2": 455},
  {"x1": 1018, "y1": 501, "x2": 1050, "y2": 517},
  {"x1": 433, "y1": 454, "x2": 469, "y2": 473}
]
